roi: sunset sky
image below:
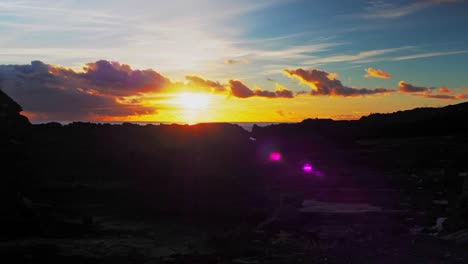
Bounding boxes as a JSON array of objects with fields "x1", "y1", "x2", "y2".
[{"x1": 1, "y1": 0, "x2": 468, "y2": 123}]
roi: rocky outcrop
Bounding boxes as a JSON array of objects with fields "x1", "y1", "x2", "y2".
[
  {"x1": 0, "y1": 89, "x2": 31, "y2": 138},
  {"x1": 444, "y1": 174, "x2": 468, "y2": 232},
  {"x1": 1, "y1": 89, "x2": 32, "y2": 229}
]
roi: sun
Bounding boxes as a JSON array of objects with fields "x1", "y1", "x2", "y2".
[
  {"x1": 159, "y1": 92, "x2": 217, "y2": 124},
  {"x1": 175, "y1": 92, "x2": 210, "y2": 110}
]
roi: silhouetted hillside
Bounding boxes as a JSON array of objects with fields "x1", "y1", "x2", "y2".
[
  {"x1": 361, "y1": 102, "x2": 468, "y2": 123},
  {"x1": 359, "y1": 102, "x2": 468, "y2": 137},
  {"x1": 253, "y1": 102, "x2": 468, "y2": 141}
]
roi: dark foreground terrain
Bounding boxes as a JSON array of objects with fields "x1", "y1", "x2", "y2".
[{"x1": 1, "y1": 90, "x2": 468, "y2": 263}]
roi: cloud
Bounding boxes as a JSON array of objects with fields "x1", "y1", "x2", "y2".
[
  {"x1": 295, "y1": 90, "x2": 310, "y2": 96},
  {"x1": 392, "y1": 50, "x2": 468, "y2": 61},
  {"x1": 438, "y1": 87, "x2": 452, "y2": 93},
  {"x1": 224, "y1": 58, "x2": 250, "y2": 65},
  {"x1": 0, "y1": 60, "x2": 173, "y2": 120},
  {"x1": 185, "y1": 75, "x2": 226, "y2": 93},
  {"x1": 302, "y1": 46, "x2": 411, "y2": 65},
  {"x1": 81, "y1": 60, "x2": 172, "y2": 96},
  {"x1": 398, "y1": 81, "x2": 467, "y2": 99},
  {"x1": 398, "y1": 81, "x2": 431, "y2": 93},
  {"x1": 424, "y1": 94, "x2": 466, "y2": 99},
  {"x1": 228, "y1": 80, "x2": 254, "y2": 98},
  {"x1": 3, "y1": 59, "x2": 465, "y2": 122},
  {"x1": 429, "y1": 0, "x2": 461, "y2": 3},
  {"x1": 0, "y1": 0, "x2": 292, "y2": 73},
  {"x1": 14, "y1": 60, "x2": 172, "y2": 97},
  {"x1": 273, "y1": 88, "x2": 294, "y2": 98},
  {"x1": 274, "y1": 83, "x2": 294, "y2": 98},
  {"x1": 227, "y1": 80, "x2": 294, "y2": 98},
  {"x1": 252, "y1": 43, "x2": 340, "y2": 61},
  {"x1": 276, "y1": 109, "x2": 294, "y2": 117},
  {"x1": 365, "y1": 67, "x2": 392, "y2": 79},
  {"x1": 363, "y1": 0, "x2": 461, "y2": 19},
  {"x1": 283, "y1": 68, "x2": 394, "y2": 96}
]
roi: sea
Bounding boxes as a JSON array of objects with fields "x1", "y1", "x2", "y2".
[{"x1": 32, "y1": 121, "x2": 291, "y2": 132}]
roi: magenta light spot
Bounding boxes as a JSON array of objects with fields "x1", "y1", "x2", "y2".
[
  {"x1": 269, "y1": 152, "x2": 281, "y2": 161},
  {"x1": 302, "y1": 163, "x2": 313, "y2": 173}
]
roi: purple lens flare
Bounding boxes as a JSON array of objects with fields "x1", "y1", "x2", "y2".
[
  {"x1": 302, "y1": 163, "x2": 313, "y2": 173},
  {"x1": 269, "y1": 152, "x2": 281, "y2": 161}
]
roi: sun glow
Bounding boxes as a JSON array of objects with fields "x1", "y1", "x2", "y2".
[
  {"x1": 175, "y1": 92, "x2": 210, "y2": 110},
  {"x1": 166, "y1": 92, "x2": 213, "y2": 124}
]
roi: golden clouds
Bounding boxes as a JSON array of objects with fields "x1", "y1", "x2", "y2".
[
  {"x1": 284, "y1": 68, "x2": 394, "y2": 96},
  {"x1": 365, "y1": 68, "x2": 392, "y2": 79}
]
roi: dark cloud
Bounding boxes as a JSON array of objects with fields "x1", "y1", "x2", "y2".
[
  {"x1": 273, "y1": 88, "x2": 294, "y2": 98},
  {"x1": 398, "y1": 81, "x2": 467, "y2": 100},
  {"x1": 9, "y1": 60, "x2": 173, "y2": 97},
  {"x1": 252, "y1": 89, "x2": 276, "y2": 98},
  {"x1": 284, "y1": 68, "x2": 394, "y2": 96},
  {"x1": 228, "y1": 80, "x2": 294, "y2": 99},
  {"x1": 0, "y1": 60, "x2": 160, "y2": 121},
  {"x1": 185, "y1": 75, "x2": 226, "y2": 93},
  {"x1": 82, "y1": 60, "x2": 171, "y2": 96},
  {"x1": 296, "y1": 90, "x2": 309, "y2": 95},
  {"x1": 228, "y1": 80, "x2": 255, "y2": 98},
  {"x1": 398, "y1": 81, "x2": 430, "y2": 93},
  {"x1": 424, "y1": 94, "x2": 466, "y2": 100},
  {"x1": 15, "y1": 60, "x2": 50, "y2": 74}
]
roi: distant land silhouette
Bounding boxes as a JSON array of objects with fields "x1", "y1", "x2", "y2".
[
  {"x1": 1, "y1": 89, "x2": 468, "y2": 263},
  {"x1": 252, "y1": 101, "x2": 468, "y2": 139}
]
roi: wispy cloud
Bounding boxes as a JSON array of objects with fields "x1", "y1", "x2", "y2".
[
  {"x1": 362, "y1": 0, "x2": 461, "y2": 19},
  {"x1": 392, "y1": 50, "x2": 468, "y2": 61},
  {"x1": 224, "y1": 58, "x2": 250, "y2": 65},
  {"x1": 251, "y1": 43, "x2": 340, "y2": 61},
  {"x1": 302, "y1": 46, "x2": 411, "y2": 65},
  {"x1": 0, "y1": 0, "x2": 297, "y2": 74}
]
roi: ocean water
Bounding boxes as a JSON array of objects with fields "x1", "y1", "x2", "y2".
[
  {"x1": 231, "y1": 122, "x2": 287, "y2": 131},
  {"x1": 33, "y1": 121, "x2": 290, "y2": 132},
  {"x1": 138, "y1": 122, "x2": 287, "y2": 131}
]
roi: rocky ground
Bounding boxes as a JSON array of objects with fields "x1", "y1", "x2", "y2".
[{"x1": 2, "y1": 185, "x2": 468, "y2": 264}]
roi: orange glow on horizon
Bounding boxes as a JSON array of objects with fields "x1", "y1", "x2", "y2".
[{"x1": 22, "y1": 90, "x2": 468, "y2": 124}]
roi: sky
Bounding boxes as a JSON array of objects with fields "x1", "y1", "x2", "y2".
[{"x1": 0, "y1": 0, "x2": 467, "y2": 123}]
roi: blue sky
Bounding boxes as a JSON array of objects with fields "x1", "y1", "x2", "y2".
[{"x1": 1, "y1": 0, "x2": 467, "y2": 122}]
